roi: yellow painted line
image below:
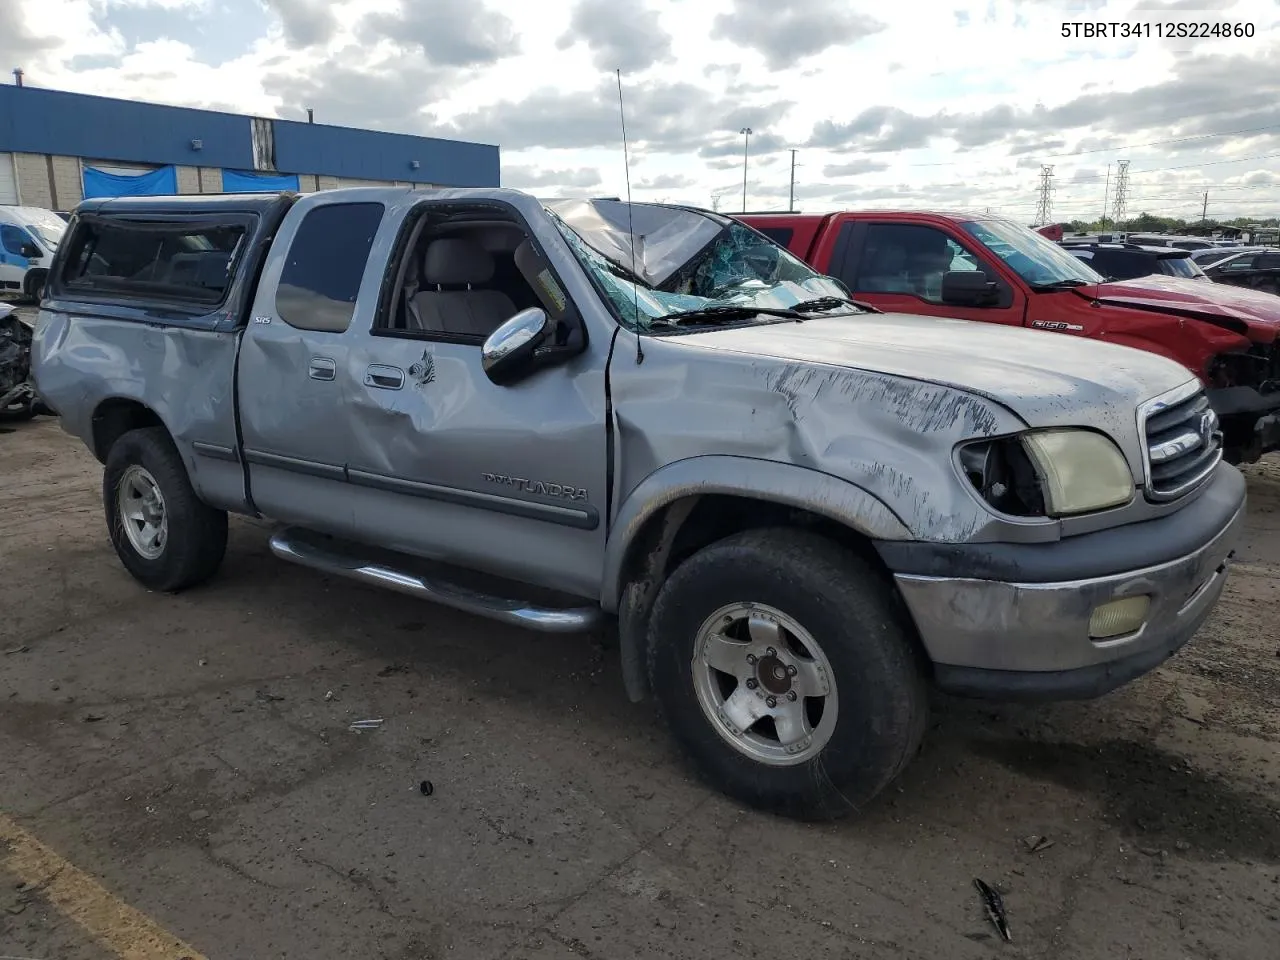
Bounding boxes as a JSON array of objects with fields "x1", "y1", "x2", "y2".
[{"x1": 0, "y1": 813, "x2": 207, "y2": 960}]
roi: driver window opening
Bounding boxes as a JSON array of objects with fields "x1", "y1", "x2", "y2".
[{"x1": 379, "y1": 211, "x2": 550, "y2": 341}]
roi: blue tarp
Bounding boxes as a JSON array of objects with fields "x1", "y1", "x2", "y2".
[
  {"x1": 221, "y1": 169, "x2": 300, "y2": 192},
  {"x1": 82, "y1": 165, "x2": 178, "y2": 198}
]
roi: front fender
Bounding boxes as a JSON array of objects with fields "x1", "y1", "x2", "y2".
[{"x1": 599, "y1": 454, "x2": 911, "y2": 612}]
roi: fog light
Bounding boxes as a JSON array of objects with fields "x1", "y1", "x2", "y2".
[{"x1": 1089, "y1": 596, "x2": 1151, "y2": 640}]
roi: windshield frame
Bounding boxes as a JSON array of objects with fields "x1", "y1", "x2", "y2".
[
  {"x1": 548, "y1": 204, "x2": 857, "y2": 333},
  {"x1": 960, "y1": 218, "x2": 1104, "y2": 287}
]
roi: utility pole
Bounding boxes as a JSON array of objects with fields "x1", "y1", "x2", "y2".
[
  {"x1": 1034, "y1": 165, "x2": 1055, "y2": 226},
  {"x1": 12, "y1": 68, "x2": 23, "y2": 87},
  {"x1": 788, "y1": 149, "x2": 797, "y2": 212},
  {"x1": 1201, "y1": 191, "x2": 1209, "y2": 222},
  {"x1": 1100, "y1": 162, "x2": 1111, "y2": 229},
  {"x1": 1111, "y1": 160, "x2": 1130, "y2": 228},
  {"x1": 740, "y1": 128, "x2": 752, "y2": 212}
]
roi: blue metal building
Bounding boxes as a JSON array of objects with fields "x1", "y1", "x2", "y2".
[{"x1": 0, "y1": 84, "x2": 500, "y2": 210}]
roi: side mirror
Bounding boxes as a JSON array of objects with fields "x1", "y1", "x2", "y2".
[
  {"x1": 940, "y1": 270, "x2": 998, "y2": 306},
  {"x1": 19, "y1": 242, "x2": 40, "y2": 259},
  {"x1": 482, "y1": 307, "x2": 552, "y2": 385}
]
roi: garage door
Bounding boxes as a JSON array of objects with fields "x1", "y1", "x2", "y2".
[{"x1": 0, "y1": 154, "x2": 17, "y2": 205}]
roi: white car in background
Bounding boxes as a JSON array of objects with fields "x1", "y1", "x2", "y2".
[{"x1": 0, "y1": 205, "x2": 66, "y2": 301}]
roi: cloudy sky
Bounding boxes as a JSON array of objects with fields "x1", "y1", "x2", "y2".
[{"x1": 5, "y1": 0, "x2": 1280, "y2": 221}]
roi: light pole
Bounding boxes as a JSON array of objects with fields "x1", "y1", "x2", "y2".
[{"x1": 740, "y1": 127, "x2": 752, "y2": 212}]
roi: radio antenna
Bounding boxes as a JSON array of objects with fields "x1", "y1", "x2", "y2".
[{"x1": 616, "y1": 68, "x2": 644, "y2": 364}]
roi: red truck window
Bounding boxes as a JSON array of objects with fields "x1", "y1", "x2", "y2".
[{"x1": 849, "y1": 223, "x2": 985, "y2": 303}]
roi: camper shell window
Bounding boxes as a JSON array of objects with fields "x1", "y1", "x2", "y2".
[{"x1": 58, "y1": 215, "x2": 251, "y2": 306}]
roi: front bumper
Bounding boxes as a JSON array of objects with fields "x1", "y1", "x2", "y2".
[
  {"x1": 877, "y1": 464, "x2": 1246, "y2": 701},
  {"x1": 1208, "y1": 384, "x2": 1280, "y2": 462}
]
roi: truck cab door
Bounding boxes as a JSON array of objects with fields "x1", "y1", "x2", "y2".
[
  {"x1": 343, "y1": 199, "x2": 608, "y2": 601},
  {"x1": 236, "y1": 196, "x2": 388, "y2": 538},
  {"x1": 829, "y1": 220, "x2": 1026, "y2": 326}
]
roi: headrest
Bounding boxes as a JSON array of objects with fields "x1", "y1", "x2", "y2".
[
  {"x1": 907, "y1": 229, "x2": 949, "y2": 258},
  {"x1": 423, "y1": 237, "x2": 494, "y2": 285}
]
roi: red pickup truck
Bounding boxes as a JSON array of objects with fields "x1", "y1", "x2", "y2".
[{"x1": 737, "y1": 210, "x2": 1280, "y2": 464}]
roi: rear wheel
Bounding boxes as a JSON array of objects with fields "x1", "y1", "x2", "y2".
[
  {"x1": 103, "y1": 427, "x2": 228, "y2": 591},
  {"x1": 647, "y1": 528, "x2": 928, "y2": 820}
]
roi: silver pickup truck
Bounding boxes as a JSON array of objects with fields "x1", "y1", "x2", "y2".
[{"x1": 32, "y1": 188, "x2": 1245, "y2": 819}]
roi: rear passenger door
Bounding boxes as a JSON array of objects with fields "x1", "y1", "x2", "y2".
[
  {"x1": 236, "y1": 196, "x2": 386, "y2": 537},
  {"x1": 832, "y1": 221, "x2": 1026, "y2": 326}
]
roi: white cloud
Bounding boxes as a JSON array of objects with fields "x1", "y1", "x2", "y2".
[{"x1": 5, "y1": 0, "x2": 1280, "y2": 221}]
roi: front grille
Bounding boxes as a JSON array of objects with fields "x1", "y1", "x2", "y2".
[{"x1": 1140, "y1": 385, "x2": 1223, "y2": 501}]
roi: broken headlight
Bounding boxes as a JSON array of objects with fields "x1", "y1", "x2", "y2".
[{"x1": 958, "y1": 429, "x2": 1133, "y2": 518}]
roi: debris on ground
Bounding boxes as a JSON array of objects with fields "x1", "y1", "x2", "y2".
[
  {"x1": 377, "y1": 663, "x2": 410, "y2": 677},
  {"x1": 974, "y1": 878, "x2": 1011, "y2": 942},
  {"x1": 324, "y1": 690, "x2": 336, "y2": 702},
  {"x1": 349, "y1": 719, "x2": 384, "y2": 731},
  {"x1": 188, "y1": 809, "x2": 210, "y2": 822},
  {"x1": 255, "y1": 690, "x2": 285, "y2": 702},
  {"x1": 198, "y1": 658, "x2": 208, "y2": 666},
  {"x1": 1022, "y1": 835, "x2": 1054, "y2": 854},
  {"x1": 82, "y1": 713, "x2": 104, "y2": 723},
  {"x1": 3, "y1": 644, "x2": 28, "y2": 655},
  {"x1": 1175, "y1": 840, "x2": 1192, "y2": 852},
  {"x1": 419, "y1": 780, "x2": 434, "y2": 796}
]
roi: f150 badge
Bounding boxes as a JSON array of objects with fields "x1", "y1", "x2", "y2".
[
  {"x1": 1031, "y1": 319, "x2": 1084, "y2": 333},
  {"x1": 482, "y1": 473, "x2": 588, "y2": 501}
]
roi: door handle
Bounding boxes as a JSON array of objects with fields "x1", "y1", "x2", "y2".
[
  {"x1": 365, "y1": 364, "x2": 405, "y2": 390},
  {"x1": 308, "y1": 357, "x2": 336, "y2": 381}
]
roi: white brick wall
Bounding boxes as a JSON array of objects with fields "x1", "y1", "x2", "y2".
[
  {"x1": 198, "y1": 167, "x2": 222, "y2": 193},
  {"x1": 317, "y1": 175, "x2": 341, "y2": 190},
  {"x1": 49, "y1": 156, "x2": 83, "y2": 209},
  {"x1": 175, "y1": 166, "x2": 200, "y2": 194},
  {"x1": 14, "y1": 153, "x2": 53, "y2": 208}
]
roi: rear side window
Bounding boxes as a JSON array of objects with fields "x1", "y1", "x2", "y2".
[
  {"x1": 1256, "y1": 253, "x2": 1280, "y2": 270},
  {"x1": 755, "y1": 226, "x2": 794, "y2": 247},
  {"x1": 58, "y1": 218, "x2": 247, "y2": 305},
  {"x1": 1084, "y1": 249, "x2": 1152, "y2": 280},
  {"x1": 1159, "y1": 256, "x2": 1200, "y2": 279},
  {"x1": 276, "y1": 202, "x2": 385, "y2": 333}
]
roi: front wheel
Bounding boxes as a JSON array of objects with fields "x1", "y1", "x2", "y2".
[
  {"x1": 647, "y1": 528, "x2": 928, "y2": 820},
  {"x1": 103, "y1": 427, "x2": 228, "y2": 592}
]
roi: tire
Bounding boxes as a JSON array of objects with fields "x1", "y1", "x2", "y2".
[
  {"x1": 24, "y1": 271, "x2": 46, "y2": 303},
  {"x1": 0, "y1": 399, "x2": 37, "y2": 423},
  {"x1": 647, "y1": 528, "x2": 928, "y2": 820},
  {"x1": 102, "y1": 427, "x2": 228, "y2": 592}
]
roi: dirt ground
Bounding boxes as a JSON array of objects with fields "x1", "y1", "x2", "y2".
[{"x1": 1, "y1": 413, "x2": 1278, "y2": 960}]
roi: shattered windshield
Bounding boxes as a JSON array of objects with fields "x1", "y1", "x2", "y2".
[
  {"x1": 544, "y1": 199, "x2": 855, "y2": 331},
  {"x1": 961, "y1": 218, "x2": 1103, "y2": 288}
]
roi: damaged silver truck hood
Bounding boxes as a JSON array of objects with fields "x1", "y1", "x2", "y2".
[{"x1": 677, "y1": 311, "x2": 1195, "y2": 439}]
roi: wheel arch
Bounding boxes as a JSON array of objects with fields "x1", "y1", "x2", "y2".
[
  {"x1": 91, "y1": 397, "x2": 168, "y2": 464},
  {"x1": 603, "y1": 456, "x2": 914, "y2": 703}
]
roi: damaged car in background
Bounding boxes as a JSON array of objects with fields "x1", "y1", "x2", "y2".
[
  {"x1": 33, "y1": 190, "x2": 1244, "y2": 819},
  {"x1": 0, "y1": 303, "x2": 47, "y2": 422}
]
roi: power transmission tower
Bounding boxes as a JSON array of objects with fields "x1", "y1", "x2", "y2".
[
  {"x1": 1111, "y1": 160, "x2": 1130, "y2": 228},
  {"x1": 1201, "y1": 191, "x2": 1209, "y2": 222},
  {"x1": 1034, "y1": 165, "x2": 1055, "y2": 225}
]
